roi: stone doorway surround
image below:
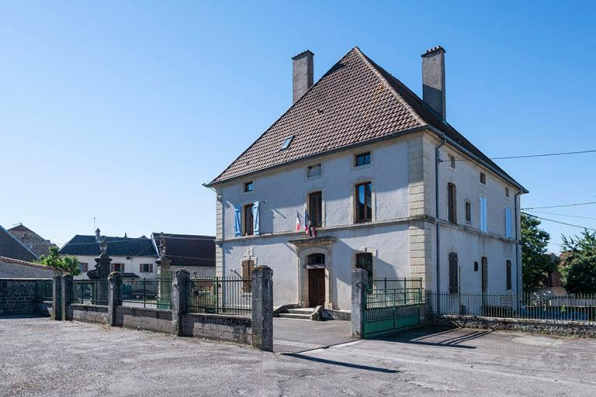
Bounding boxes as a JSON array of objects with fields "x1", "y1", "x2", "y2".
[{"x1": 289, "y1": 236, "x2": 336, "y2": 310}]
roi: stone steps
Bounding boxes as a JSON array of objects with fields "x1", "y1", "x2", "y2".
[{"x1": 277, "y1": 312, "x2": 312, "y2": 320}]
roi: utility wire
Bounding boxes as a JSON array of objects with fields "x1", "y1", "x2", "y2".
[
  {"x1": 522, "y1": 201, "x2": 596, "y2": 210},
  {"x1": 449, "y1": 148, "x2": 596, "y2": 162},
  {"x1": 524, "y1": 210, "x2": 596, "y2": 221},
  {"x1": 522, "y1": 212, "x2": 596, "y2": 232}
]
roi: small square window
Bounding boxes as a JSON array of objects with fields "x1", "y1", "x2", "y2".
[
  {"x1": 355, "y1": 152, "x2": 371, "y2": 167},
  {"x1": 505, "y1": 187, "x2": 510, "y2": 197},
  {"x1": 280, "y1": 136, "x2": 294, "y2": 150},
  {"x1": 307, "y1": 164, "x2": 321, "y2": 178},
  {"x1": 449, "y1": 154, "x2": 456, "y2": 168},
  {"x1": 480, "y1": 173, "x2": 486, "y2": 185},
  {"x1": 243, "y1": 182, "x2": 253, "y2": 193}
]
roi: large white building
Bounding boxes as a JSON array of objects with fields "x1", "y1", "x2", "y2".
[{"x1": 206, "y1": 47, "x2": 527, "y2": 311}]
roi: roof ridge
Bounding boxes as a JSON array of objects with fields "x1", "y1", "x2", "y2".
[
  {"x1": 0, "y1": 256, "x2": 59, "y2": 272},
  {"x1": 353, "y1": 47, "x2": 426, "y2": 127},
  {"x1": 0, "y1": 224, "x2": 40, "y2": 260}
]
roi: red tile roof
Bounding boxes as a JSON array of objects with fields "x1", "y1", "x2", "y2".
[{"x1": 210, "y1": 47, "x2": 525, "y2": 191}]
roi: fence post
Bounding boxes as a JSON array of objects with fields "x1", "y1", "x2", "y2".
[
  {"x1": 351, "y1": 268, "x2": 368, "y2": 338},
  {"x1": 52, "y1": 273, "x2": 62, "y2": 321},
  {"x1": 61, "y1": 275, "x2": 73, "y2": 321},
  {"x1": 108, "y1": 272, "x2": 122, "y2": 326},
  {"x1": 252, "y1": 266, "x2": 273, "y2": 352},
  {"x1": 172, "y1": 269, "x2": 190, "y2": 337}
]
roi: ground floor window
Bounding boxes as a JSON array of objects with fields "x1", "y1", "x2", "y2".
[
  {"x1": 449, "y1": 253, "x2": 459, "y2": 293},
  {"x1": 506, "y1": 260, "x2": 512, "y2": 290},
  {"x1": 355, "y1": 253, "x2": 373, "y2": 280},
  {"x1": 112, "y1": 263, "x2": 124, "y2": 273},
  {"x1": 140, "y1": 263, "x2": 153, "y2": 273}
]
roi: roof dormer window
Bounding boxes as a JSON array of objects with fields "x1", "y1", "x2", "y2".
[{"x1": 280, "y1": 136, "x2": 294, "y2": 150}]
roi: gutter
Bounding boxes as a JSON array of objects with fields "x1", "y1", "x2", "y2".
[
  {"x1": 514, "y1": 190, "x2": 522, "y2": 302},
  {"x1": 435, "y1": 135, "x2": 446, "y2": 314}
]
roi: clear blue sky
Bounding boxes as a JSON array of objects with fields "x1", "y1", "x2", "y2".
[{"x1": 1, "y1": 1, "x2": 595, "y2": 252}]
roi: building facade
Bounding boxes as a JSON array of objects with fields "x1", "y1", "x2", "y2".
[
  {"x1": 7, "y1": 224, "x2": 56, "y2": 257},
  {"x1": 207, "y1": 47, "x2": 526, "y2": 311}
]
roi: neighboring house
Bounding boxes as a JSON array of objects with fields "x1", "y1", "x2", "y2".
[
  {"x1": 59, "y1": 229, "x2": 158, "y2": 280},
  {"x1": 0, "y1": 256, "x2": 56, "y2": 278},
  {"x1": 7, "y1": 223, "x2": 56, "y2": 257},
  {"x1": 151, "y1": 233, "x2": 216, "y2": 278},
  {"x1": 206, "y1": 46, "x2": 527, "y2": 311},
  {"x1": 0, "y1": 224, "x2": 39, "y2": 262}
]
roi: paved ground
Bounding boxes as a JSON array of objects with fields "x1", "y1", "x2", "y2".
[
  {"x1": 1, "y1": 317, "x2": 596, "y2": 397},
  {"x1": 273, "y1": 317, "x2": 354, "y2": 353}
]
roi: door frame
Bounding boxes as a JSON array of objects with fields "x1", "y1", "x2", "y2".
[
  {"x1": 297, "y1": 246, "x2": 334, "y2": 309},
  {"x1": 308, "y1": 268, "x2": 326, "y2": 307}
]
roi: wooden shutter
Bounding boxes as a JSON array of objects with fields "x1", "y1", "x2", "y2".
[
  {"x1": 241, "y1": 260, "x2": 254, "y2": 292},
  {"x1": 505, "y1": 207, "x2": 512, "y2": 238},
  {"x1": 448, "y1": 253, "x2": 458, "y2": 293}
]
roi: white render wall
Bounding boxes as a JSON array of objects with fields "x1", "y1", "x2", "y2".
[
  {"x1": 219, "y1": 139, "x2": 410, "y2": 239},
  {"x1": 73, "y1": 255, "x2": 158, "y2": 280}
]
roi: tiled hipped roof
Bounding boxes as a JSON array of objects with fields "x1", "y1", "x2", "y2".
[{"x1": 210, "y1": 47, "x2": 523, "y2": 190}]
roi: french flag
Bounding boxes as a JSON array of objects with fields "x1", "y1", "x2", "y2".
[
  {"x1": 304, "y1": 207, "x2": 311, "y2": 235},
  {"x1": 295, "y1": 212, "x2": 301, "y2": 232}
]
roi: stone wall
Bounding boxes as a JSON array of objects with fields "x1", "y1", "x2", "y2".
[
  {"x1": 182, "y1": 313, "x2": 252, "y2": 344},
  {"x1": 428, "y1": 314, "x2": 596, "y2": 338},
  {"x1": 68, "y1": 304, "x2": 109, "y2": 324},
  {"x1": 0, "y1": 279, "x2": 45, "y2": 315},
  {"x1": 115, "y1": 306, "x2": 173, "y2": 334}
]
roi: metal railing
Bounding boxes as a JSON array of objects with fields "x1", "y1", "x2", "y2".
[
  {"x1": 71, "y1": 280, "x2": 109, "y2": 306},
  {"x1": 187, "y1": 276, "x2": 251, "y2": 316},
  {"x1": 35, "y1": 280, "x2": 53, "y2": 302},
  {"x1": 121, "y1": 277, "x2": 172, "y2": 310},
  {"x1": 366, "y1": 278, "x2": 424, "y2": 309},
  {"x1": 428, "y1": 292, "x2": 596, "y2": 322}
]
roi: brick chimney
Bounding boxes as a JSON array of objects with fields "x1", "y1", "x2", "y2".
[
  {"x1": 292, "y1": 50, "x2": 314, "y2": 103},
  {"x1": 421, "y1": 46, "x2": 446, "y2": 120}
]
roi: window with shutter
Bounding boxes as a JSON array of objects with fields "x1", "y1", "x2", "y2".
[
  {"x1": 448, "y1": 253, "x2": 459, "y2": 293},
  {"x1": 241, "y1": 260, "x2": 254, "y2": 292},
  {"x1": 479, "y1": 196, "x2": 488, "y2": 232},
  {"x1": 243, "y1": 205, "x2": 254, "y2": 236},
  {"x1": 505, "y1": 207, "x2": 512, "y2": 238}
]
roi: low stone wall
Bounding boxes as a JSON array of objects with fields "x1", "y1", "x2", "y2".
[
  {"x1": 0, "y1": 279, "x2": 43, "y2": 315},
  {"x1": 428, "y1": 314, "x2": 596, "y2": 338},
  {"x1": 68, "y1": 304, "x2": 109, "y2": 324},
  {"x1": 116, "y1": 306, "x2": 173, "y2": 334},
  {"x1": 182, "y1": 313, "x2": 252, "y2": 344}
]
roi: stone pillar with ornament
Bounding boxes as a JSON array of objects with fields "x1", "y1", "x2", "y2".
[{"x1": 87, "y1": 236, "x2": 112, "y2": 305}]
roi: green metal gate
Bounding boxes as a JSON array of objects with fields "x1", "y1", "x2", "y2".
[
  {"x1": 363, "y1": 278, "x2": 424, "y2": 338},
  {"x1": 157, "y1": 271, "x2": 172, "y2": 310}
]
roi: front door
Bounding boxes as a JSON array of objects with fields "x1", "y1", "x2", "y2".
[{"x1": 308, "y1": 269, "x2": 325, "y2": 307}]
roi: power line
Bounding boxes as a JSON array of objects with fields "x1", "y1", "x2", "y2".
[
  {"x1": 525, "y1": 210, "x2": 596, "y2": 221},
  {"x1": 179, "y1": 204, "x2": 216, "y2": 233},
  {"x1": 523, "y1": 212, "x2": 596, "y2": 232},
  {"x1": 450, "y1": 148, "x2": 596, "y2": 162},
  {"x1": 522, "y1": 201, "x2": 596, "y2": 210}
]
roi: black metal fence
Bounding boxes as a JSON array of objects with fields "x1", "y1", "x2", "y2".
[
  {"x1": 187, "y1": 277, "x2": 251, "y2": 316},
  {"x1": 34, "y1": 280, "x2": 53, "y2": 302},
  {"x1": 121, "y1": 276, "x2": 172, "y2": 310},
  {"x1": 428, "y1": 292, "x2": 596, "y2": 322},
  {"x1": 71, "y1": 280, "x2": 109, "y2": 306}
]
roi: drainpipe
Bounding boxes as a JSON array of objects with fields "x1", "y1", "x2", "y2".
[
  {"x1": 514, "y1": 191, "x2": 522, "y2": 305},
  {"x1": 434, "y1": 136, "x2": 446, "y2": 314}
]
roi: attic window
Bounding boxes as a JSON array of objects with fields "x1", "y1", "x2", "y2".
[{"x1": 280, "y1": 136, "x2": 294, "y2": 150}]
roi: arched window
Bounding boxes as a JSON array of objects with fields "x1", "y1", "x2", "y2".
[{"x1": 447, "y1": 183, "x2": 457, "y2": 223}]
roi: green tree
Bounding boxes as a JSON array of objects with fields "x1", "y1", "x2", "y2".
[
  {"x1": 561, "y1": 230, "x2": 596, "y2": 294},
  {"x1": 521, "y1": 213, "x2": 553, "y2": 291},
  {"x1": 38, "y1": 246, "x2": 81, "y2": 276}
]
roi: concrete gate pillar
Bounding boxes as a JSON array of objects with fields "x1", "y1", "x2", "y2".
[
  {"x1": 61, "y1": 275, "x2": 73, "y2": 321},
  {"x1": 108, "y1": 272, "x2": 123, "y2": 326},
  {"x1": 351, "y1": 268, "x2": 368, "y2": 338},
  {"x1": 172, "y1": 269, "x2": 190, "y2": 336},
  {"x1": 52, "y1": 273, "x2": 62, "y2": 321},
  {"x1": 252, "y1": 266, "x2": 273, "y2": 351}
]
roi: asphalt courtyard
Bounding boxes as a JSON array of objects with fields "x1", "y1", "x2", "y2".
[{"x1": 1, "y1": 317, "x2": 596, "y2": 397}]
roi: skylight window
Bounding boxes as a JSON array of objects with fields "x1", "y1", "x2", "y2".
[{"x1": 280, "y1": 136, "x2": 294, "y2": 150}]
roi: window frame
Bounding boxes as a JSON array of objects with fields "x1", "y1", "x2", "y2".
[
  {"x1": 449, "y1": 154, "x2": 456, "y2": 169},
  {"x1": 506, "y1": 260, "x2": 513, "y2": 290},
  {"x1": 354, "y1": 182, "x2": 373, "y2": 223},
  {"x1": 243, "y1": 181, "x2": 254, "y2": 193},
  {"x1": 480, "y1": 172, "x2": 487, "y2": 185},
  {"x1": 447, "y1": 183, "x2": 457, "y2": 224},
  {"x1": 280, "y1": 136, "x2": 294, "y2": 150},
  {"x1": 448, "y1": 252, "x2": 459, "y2": 294},
  {"x1": 112, "y1": 263, "x2": 125, "y2": 273},
  {"x1": 354, "y1": 151, "x2": 371, "y2": 167},
  {"x1": 465, "y1": 201, "x2": 472, "y2": 224},
  {"x1": 139, "y1": 263, "x2": 153, "y2": 273},
  {"x1": 308, "y1": 191, "x2": 323, "y2": 228},
  {"x1": 243, "y1": 204, "x2": 254, "y2": 236}
]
